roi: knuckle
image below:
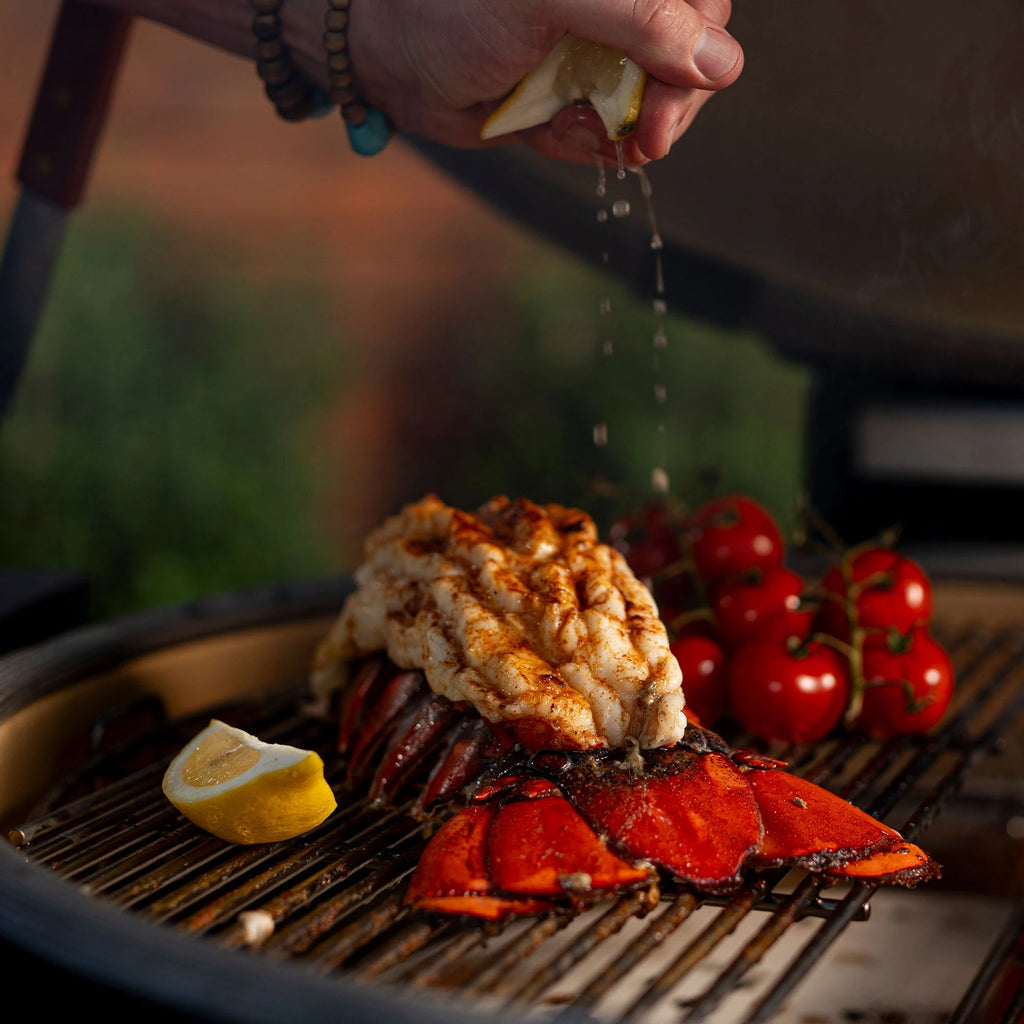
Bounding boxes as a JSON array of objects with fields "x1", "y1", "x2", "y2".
[
  {"x1": 701, "y1": 0, "x2": 733, "y2": 27},
  {"x1": 631, "y1": 0, "x2": 697, "y2": 43}
]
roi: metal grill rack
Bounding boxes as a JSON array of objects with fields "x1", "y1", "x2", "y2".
[{"x1": 8, "y1": 618, "x2": 1024, "y2": 1024}]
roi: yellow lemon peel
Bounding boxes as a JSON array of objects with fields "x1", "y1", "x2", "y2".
[
  {"x1": 482, "y1": 35, "x2": 647, "y2": 142},
  {"x1": 162, "y1": 719, "x2": 337, "y2": 845}
]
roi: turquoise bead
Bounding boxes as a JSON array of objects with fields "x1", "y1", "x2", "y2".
[{"x1": 346, "y1": 107, "x2": 390, "y2": 156}]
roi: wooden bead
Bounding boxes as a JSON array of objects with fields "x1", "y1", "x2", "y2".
[
  {"x1": 251, "y1": 14, "x2": 280, "y2": 40},
  {"x1": 257, "y1": 58, "x2": 292, "y2": 85},
  {"x1": 250, "y1": 0, "x2": 281, "y2": 14},
  {"x1": 342, "y1": 102, "x2": 367, "y2": 125},
  {"x1": 327, "y1": 0, "x2": 350, "y2": 10},
  {"x1": 323, "y1": 30, "x2": 348, "y2": 54},
  {"x1": 327, "y1": 51, "x2": 351, "y2": 73},
  {"x1": 256, "y1": 38, "x2": 284, "y2": 61},
  {"x1": 266, "y1": 77, "x2": 308, "y2": 107},
  {"x1": 324, "y1": 9, "x2": 349, "y2": 32},
  {"x1": 329, "y1": 85, "x2": 356, "y2": 105}
]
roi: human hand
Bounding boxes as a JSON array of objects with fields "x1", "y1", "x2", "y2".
[{"x1": 344, "y1": 0, "x2": 743, "y2": 165}]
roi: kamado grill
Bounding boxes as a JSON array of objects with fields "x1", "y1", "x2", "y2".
[
  {"x1": 2, "y1": 577, "x2": 1024, "y2": 1024},
  {"x1": 3, "y1": 2, "x2": 1024, "y2": 1023}
]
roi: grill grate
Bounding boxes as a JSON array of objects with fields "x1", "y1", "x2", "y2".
[{"x1": 9, "y1": 618, "x2": 1024, "y2": 1023}]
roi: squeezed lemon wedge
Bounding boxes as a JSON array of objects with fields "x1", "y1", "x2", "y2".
[
  {"x1": 162, "y1": 719, "x2": 337, "y2": 844},
  {"x1": 482, "y1": 35, "x2": 647, "y2": 142}
]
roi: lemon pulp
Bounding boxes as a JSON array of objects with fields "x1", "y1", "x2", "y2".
[
  {"x1": 162, "y1": 719, "x2": 337, "y2": 845},
  {"x1": 482, "y1": 35, "x2": 647, "y2": 142}
]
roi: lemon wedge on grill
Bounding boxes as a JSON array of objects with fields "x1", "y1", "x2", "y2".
[
  {"x1": 482, "y1": 35, "x2": 647, "y2": 142},
  {"x1": 162, "y1": 719, "x2": 337, "y2": 845}
]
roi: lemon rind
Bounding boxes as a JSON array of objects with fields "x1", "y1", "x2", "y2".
[
  {"x1": 162, "y1": 719, "x2": 338, "y2": 845},
  {"x1": 481, "y1": 35, "x2": 647, "y2": 143}
]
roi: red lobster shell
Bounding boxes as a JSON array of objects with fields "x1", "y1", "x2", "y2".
[{"x1": 336, "y1": 656, "x2": 939, "y2": 922}]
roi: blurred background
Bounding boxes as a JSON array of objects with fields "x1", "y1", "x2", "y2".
[{"x1": 0, "y1": 5, "x2": 808, "y2": 620}]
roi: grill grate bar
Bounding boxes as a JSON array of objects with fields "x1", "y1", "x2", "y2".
[
  {"x1": 388, "y1": 924, "x2": 492, "y2": 990},
  {"x1": 56, "y1": 805, "x2": 197, "y2": 886},
  {"x1": 555, "y1": 891, "x2": 702, "y2": 1017},
  {"x1": 170, "y1": 800, "x2": 419, "y2": 935},
  {"x1": 346, "y1": 917, "x2": 455, "y2": 982},
  {"x1": 304, "y1": 889, "x2": 417, "y2": 974},
  {"x1": 504, "y1": 891, "x2": 656, "y2": 1011},
  {"x1": 622, "y1": 882, "x2": 770, "y2": 1023},
  {"x1": 11, "y1": 759, "x2": 170, "y2": 853},
  {"x1": 243, "y1": 851, "x2": 417, "y2": 959},
  {"x1": 119, "y1": 834, "x2": 283, "y2": 912}
]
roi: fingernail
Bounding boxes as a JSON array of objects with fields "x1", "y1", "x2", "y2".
[{"x1": 694, "y1": 27, "x2": 742, "y2": 82}]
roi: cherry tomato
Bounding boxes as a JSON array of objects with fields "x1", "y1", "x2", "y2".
[
  {"x1": 727, "y1": 639, "x2": 850, "y2": 744},
  {"x1": 611, "y1": 503, "x2": 683, "y2": 580},
  {"x1": 852, "y1": 628, "x2": 953, "y2": 737},
  {"x1": 816, "y1": 546, "x2": 933, "y2": 642},
  {"x1": 710, "y1": 566, "x2": 813, "y2": 650},
  {"x1": 670, "y1": 634, "x2": 728, "y2": 727},
  {"x1": 688, "y1": 495, "x2": 785, "y2": 583}
]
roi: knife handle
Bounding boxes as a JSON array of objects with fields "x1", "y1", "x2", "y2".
[{"x1": 16, "y1": 1, "x2": 132, "y2": 210}]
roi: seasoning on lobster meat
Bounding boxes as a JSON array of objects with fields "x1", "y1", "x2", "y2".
[
  {"x1": 313, "y1": 495, "x2": 940, "y2": 922},
  {"x1": 312, "y1": 493, "x2": 686, "y2": 751}
]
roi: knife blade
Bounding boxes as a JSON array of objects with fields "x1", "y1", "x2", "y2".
[{"x1": 0, "y1": 1, "x2": 132, "y2": 422}]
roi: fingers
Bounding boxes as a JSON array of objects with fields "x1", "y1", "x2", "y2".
[
  {"x1": 349, "y1": 0, "x2": 743, "y2": 164},
  {"x1": 635, "y1": 79, "x2": 718, "y2": 161},
  {"x1": 544, "y1": 0, "x2": 743, "y2": 92}
]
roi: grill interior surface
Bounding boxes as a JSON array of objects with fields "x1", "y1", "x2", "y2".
[{"x1": 7, "y1": 613, "x2": 1024, "y2": 1024}]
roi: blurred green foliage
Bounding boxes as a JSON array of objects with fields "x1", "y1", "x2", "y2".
[
  {"x1": 0, "y1": 207, "x2": 810, "y2": 620},
  {"x1": 436, "y1": 249, "x2": 812, "y2": 537},
  {"x1": 0, "y1": 211, "x2": 347, "y2": 617}
]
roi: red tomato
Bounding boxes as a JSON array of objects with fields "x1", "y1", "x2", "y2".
[
  {"x1": 817, "y1": 546, "x2": 933, "y2": 642},
  {"x1": 611, "y1": 503, "x2": 683, "y2": 580},
  {"x1": 710, "y1": 566, "x2": 813, "y2": 650},
  {"x1": 670, "y1": 634, "x2": 728, "y2": 727},
  {"x1": 727, "y1": 639, "x2": 850, "y2": 744},
  {"x1": 852, "y1": 628, "x2": 953, "y2": 736},
  {"x1": 688, "y1": 495, "x2": 785, "y2": 582}
]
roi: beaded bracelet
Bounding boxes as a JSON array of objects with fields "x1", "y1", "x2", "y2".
[
  {"x1": 250, "y1": 0, "x2": 330, "y2": 122},
  {"x1": 249, "y1": 0, "x2": 389, "y2": 155},
  {"x1": 323, "y1": 0, "x2": 390, "y2": 155}
]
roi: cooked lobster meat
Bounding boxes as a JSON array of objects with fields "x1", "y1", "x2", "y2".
[
  {"x1": 312, "y1": 493, "x2": 686, "y2": 750},
  {"x1": 314, "y1": 495, "x2": 940, "y2": 922}
]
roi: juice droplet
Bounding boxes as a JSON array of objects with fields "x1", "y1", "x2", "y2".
[
  {"x1": 596, "y1": 159, "x2": 607, "y2": 198},
  {"x1": 650, "y1": 232, "x2": 664, "y2": 251},
  {"x1": 615, "y1": 140, "x2": 626, "y2": 180},
  {"x1": 593, "y1": 423, "x2": 609, "y2": 446},
  {"x1": 612, "y1": 199, "x2": 631, "y2": 218},
  {"x1": 651, "y1": 466, "x2": 670, "y2": 493},
  {"x1": 602, "y1": 339, "x2": 614, "y2": 356},
  {"x1": 596, "y1": 209, "x2": 608, "y2": 223},
  {"x1": 654, "y1": 384, "x2": 667, "y2": 403},
  {"x1": 653, "y1": 298, "x2": 667, "y2": 316},
  {"x1": 599, "y1": 296, "x2": 612, "y2": 315},
  {"x1": 653, "y1": 328, "x2": 668, "y2": 349}
]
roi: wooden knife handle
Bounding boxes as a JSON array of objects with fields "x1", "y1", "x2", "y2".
[{"x1": 16, "y1": 1, "x2": 132, "y2": 210}]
